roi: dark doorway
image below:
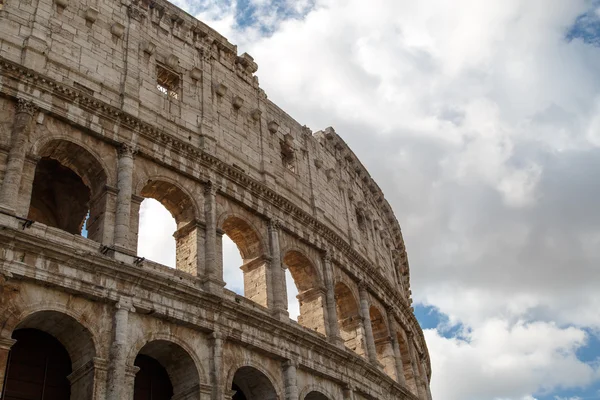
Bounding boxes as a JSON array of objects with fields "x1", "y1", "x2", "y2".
[
  {"x1": 232, "y1": 382, "x2": 248, "y2": 400},
  {"x1": 2, "y1": 328, "x2": 71, "y2": 400},
  {"x1": 133, "y1": 354, "x2": 174, "y2": 400}
]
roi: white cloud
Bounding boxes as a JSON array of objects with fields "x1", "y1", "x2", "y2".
[
  {"x1": 137, "y1": 199, "x2": 176, "y2": 267},
  {"x1": 426, "y1": 321, "x2": 595, "y2": 400}
]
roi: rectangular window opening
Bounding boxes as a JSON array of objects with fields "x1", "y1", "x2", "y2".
[{"x1": 156, "y1": 64, "x2": 180, "y2": 100}]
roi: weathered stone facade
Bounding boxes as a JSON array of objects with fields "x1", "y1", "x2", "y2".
[{"x1": 0, "y1": 0, "x2": 432, "y2": 399}]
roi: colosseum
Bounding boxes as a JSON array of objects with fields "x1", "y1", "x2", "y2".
[{"x1": 0, "y1": 0, "x2": 432, "y2": 399}]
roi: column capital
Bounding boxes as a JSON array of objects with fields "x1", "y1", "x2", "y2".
[
  {"x1": 204, "y1": 180, "x2": 218, "y2": 196},
  {"x1": 16, "y1": 98, "x2": 37, "y2": 116},
  {"x1": 268, "y1": 218, "x2": 281, "y2": 232},
  {"x1": 358, "y1": 279, "x2": 369, "y2": 293},
  {"x1": 283, "y1": 359, "x2": 298, "y2": 369},
  {"x1": 210, "y1": 331, "x2": 225, "y2": 342},
  {"x1": 0, "y1": 337, "x2": 16, "y2": 351},
  {"x1": 323, "y1": 249, "x2": 332, "y2": 263},
  {"x1": 118, "y1": 143, "x2": 137, "y2": 158},
  {"x1": 115, "y1": 296, "x2": 135, "y2": 312}
]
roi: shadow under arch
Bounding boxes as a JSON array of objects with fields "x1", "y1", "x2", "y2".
[
  {"x1": 130, "y1": 338, "x2": 202, "y2": 400},
  {"x1": 334, "y1": 281, "x2": 366, "y2": 357},
  {"x1": 229, "y1": 365, "x2": 279, "y2": 400},
  {"x1": 305, "y1": 390, "x2": 331, "y2": 400},
  {"x1": 299, "y1": 384, "x2": 336, "y2": 400},
  {"x1": 27, "y1": 138, "x2": 109, "y2": 241},
  {"x1": 283, "y1": 249, "x2": 327, "y2": 335},
  {"x1": 219, "y1": 213, "x2": 269, "y2": 307},
  {"x1": 136, "y1": 177, "x2": 201, "y2": 275},
  {"x1": 3, "y1": 310, "x2": 98, "y2": 400}
]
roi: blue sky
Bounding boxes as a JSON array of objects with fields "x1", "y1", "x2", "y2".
[{"x1": 138, "y1": 1, "x2": 600, "y2": 398}]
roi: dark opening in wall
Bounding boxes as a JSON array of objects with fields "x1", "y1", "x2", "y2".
[
  {"x1": 28, "y1": 157, "x2": 90, "y2": 235},
  {"x1": 156, "y1": 64, "x2": 180, "y2": 99},
  {"x1": 356, "y1": 208, "x2": 366, "y2": 232},
  {"x1": 280, "y1": 140, "x2": 295, "y2": 173}
]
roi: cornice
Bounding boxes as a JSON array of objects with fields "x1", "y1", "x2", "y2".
[{"x1": 0, "y1": 56, "x2": 430, "y2": 373}]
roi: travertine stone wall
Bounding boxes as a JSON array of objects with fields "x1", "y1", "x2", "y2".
[{"x1": 0, "y1": 0, "x2": 431, "y2": 399}]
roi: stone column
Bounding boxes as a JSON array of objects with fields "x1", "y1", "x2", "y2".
[
  {"x1": 113, "y1": 144, "x2": 136, "y2": 251},
  {"x1": 342, "y1": 385, "x2": 355, "y2": 400},
  {"x1": 386, "y1": 308, "x2": 407, "y2": 385},
  {"x1": 0, "y1": 99, "x2": 37, "y2": 214},
  {"x1": 210, "y1": 332, "x2": 224, "y2": 400},
  {"x1": 283, "y1": 360, "x2": 299, "y2": 400},
  {"x1": 358, "y1": 281, "x2": 378, "y2": 364},
  {"x1": 0, "y1": 337, "x2": 16, "y2": 395},
  {"x1": 407, "y1": 333, "x2": 426, "y2": 400},
  {"x1": 322, "y1": 251, "x2": 343, "y2": 346},
  {"x1": 203, "y1": 181, "x2": 224, "y2": 293},
  {"x1": 268, "y1": 219, "x2": 288, "y2": 319},
  {"x1": 106, "y1": 297, "x2": 135, "y2": 400}
]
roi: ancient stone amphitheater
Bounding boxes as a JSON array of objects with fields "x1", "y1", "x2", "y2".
[{"x1": 0, "y1": 0, "x2": 432, "y2": 399}]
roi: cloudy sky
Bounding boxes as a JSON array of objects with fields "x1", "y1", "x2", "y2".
[{"x1": 138, "y1": 1, "x2": 600, "y2": 399}]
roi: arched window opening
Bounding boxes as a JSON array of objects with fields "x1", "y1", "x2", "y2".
[
  {"x1": 231, "y1": 366, "x2": 277, "y2": 400},
  {"x1": 133, "y1": 354, "x2": 173, "y2": 400},
  {"x1": 305, "y1": 391, "x2": 330, "y2": 400},
  {"x1": 27, "y1": 140, "x2": 108, "y2": 242},
  {"x1": 2, "y1": 310, "x2": 97, "y2": 400},
  {"x1": 137, "y1": 180, "x2": 198, "y2": 275},
  {"x1": 2, "y1": 329, "x2": 71, "y2": 400},
  {"x1": 28, "y1": 157, "x2": 90, "y2": 235},
  {"x1": 137, "y1": 198, "x2": 176, "y2": 267},
  {"x1": 283, "y1": 251, "x2": 326, "y2": 335},
  {"x1": 133, "y1": 340, "x2": 199, "y2": 400},
  {"x1": 369, "y1": 306, "x2": 395, "y2": 379},
  {"x1": 285, "y1": 268, "x2": 299, "y2": 320},
  {"x1": 398, "y1": 333, "x2": 418, "y2": 395},
  {"x1": 334, "y1": 282, "x2": 366, "y2": 357},
  {"x1": 220, "y1": 216, "x2": 268, "y2": 307},
  {"x1": 223, "y1": 234, "x2": 244, "y2": 295}
]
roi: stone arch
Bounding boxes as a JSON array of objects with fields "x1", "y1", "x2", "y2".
[
  {"x1": 3, "y1": 309, "x2": 99, "y2": 400},
  {"x1": 333, "y1": 281, "x2": 365, "y2": 357},
  {"x1": 128, "y1": 336, "x2": 203, "y2": 400},
  {"x1": 282, "y1": 249, "x2": 327, "y2": 335},
  {"x1": 136, "y1": 176, "x2": 199, "y2": 228},
  {"x1": 135, "y1": 176, "x2": 201, "y2": 275},
  {"x1": 219, "y1": 213, "x2": 269, "y2": 306},
  {"x1": 30, "y1": 134, "x2": 115, "y2": 188},
  {"x1": 0, "y1": 301, "x2": 104, "y2": 360},
  {"x1": 218, "y1": 213, "x2": 265, "y2": 261},
  {"x1": 369, "y1": 305, "x2": 395, "y2": 379},
  {"x1": 305, "y1": 391, "x2": 330, "y2": 400},
  {"x1": 299, "y1": 384, "x2": 336, "y2": 400},
  {"x1": 26, "y1": 138, "x2": 110, "y2": 241},
  {"x1": 227, "y1": 364, "x2": 280, "y2": 400}
]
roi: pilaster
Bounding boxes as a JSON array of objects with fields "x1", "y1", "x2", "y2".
[
  {"x1": 106, "y1": 297, "x2": 135, "y2": 400},
  {"x1": 113, "y1": 143, "x2": 136, "y2": 252},
  {"x1": 283, "y1": 360, "x2": 299, "y2": 400},
  {"x1": 358, "y1": 281, "x2": 378, "y2": 364},
  {"x1": 0, "y1": 99, "x2": 37, "y2": 214},
  {"x1": 269, "y1": 218, "x2": 288, "y2": 319},
  {"x1": 203, "y1": 181, "x2": 225, "y2": 293},
  {"x1": 322, "y1": 250, "x2": 343, "y2": 347}
]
